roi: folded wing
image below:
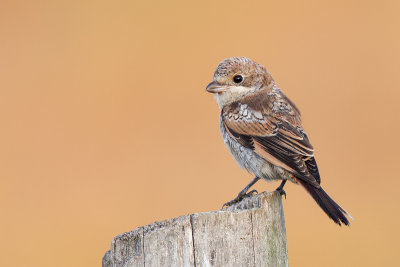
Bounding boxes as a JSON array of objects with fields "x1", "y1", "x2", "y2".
[{"x1": 222, "y1": 96, "x2": 321, "y2": 187}]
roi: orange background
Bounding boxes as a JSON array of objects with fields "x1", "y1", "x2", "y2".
[{"x1": 1, "y1": 0, "x2": 399, "y2": 266}]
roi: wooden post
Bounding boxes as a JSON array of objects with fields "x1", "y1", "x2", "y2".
[{"x1": 103, "y1": 191, "x2": 288, "y2": 267}]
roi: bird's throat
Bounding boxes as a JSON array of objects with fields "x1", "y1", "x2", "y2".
[{"x1": 214, "y1": 86, "x2": 254, "y2": 109}]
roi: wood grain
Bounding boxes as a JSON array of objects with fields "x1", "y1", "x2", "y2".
[{"x1": 103, "y1": 191, "x2": 288, "y2": 267}]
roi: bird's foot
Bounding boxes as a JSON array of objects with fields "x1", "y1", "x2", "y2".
[
  {"x1": 222, "y1": 189, "x2": 258, "y2": 208},
  {"x1": 275, "y1": 187, "x2": 286, "y2": 199}
]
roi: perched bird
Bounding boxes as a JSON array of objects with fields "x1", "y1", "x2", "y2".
[{"x1": 206, "y1": 57, "x2": 352, "y2": 226}]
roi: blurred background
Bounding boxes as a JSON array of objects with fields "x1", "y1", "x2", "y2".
[{"x1": 1, "y1": 0, "x2": 399, "y2": 266}]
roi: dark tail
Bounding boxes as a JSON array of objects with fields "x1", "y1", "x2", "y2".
[{"x1": 299, "y1": 180, "x2": 353, "y2": 226}]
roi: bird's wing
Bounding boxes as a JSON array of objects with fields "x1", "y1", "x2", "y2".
[{"x1": 222, "y1": 95, "x2": 321, "y2": 187}]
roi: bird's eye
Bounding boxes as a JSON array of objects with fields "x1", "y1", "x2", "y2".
[{"x1": 233, "y1": 75, "x2": 243, "y2": 84}]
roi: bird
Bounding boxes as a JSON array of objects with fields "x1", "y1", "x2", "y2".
[{"x1": 206, "y1": 57, "x2": 352, "y2": 226}]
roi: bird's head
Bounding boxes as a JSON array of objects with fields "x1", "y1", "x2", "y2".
[{"x1": 206, "y1": 57, "x2": 275, "y2": 108}]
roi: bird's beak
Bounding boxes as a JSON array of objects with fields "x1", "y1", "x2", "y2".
[{"x1": 206, "y1": 81, "x2": 227, "y2": 93}]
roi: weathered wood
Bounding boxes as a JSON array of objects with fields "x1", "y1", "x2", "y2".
[{"x1": 103, "y1": 191, "x2": 288, "y2": 267}]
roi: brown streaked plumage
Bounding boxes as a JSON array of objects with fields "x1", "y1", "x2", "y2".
[{"x1": 206, "y1": 57, "x2": 352, "y2": 226}]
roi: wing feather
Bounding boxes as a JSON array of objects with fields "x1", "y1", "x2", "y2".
[{"x1": 222, "y1": 96, "x2": 321, "y2": 187}]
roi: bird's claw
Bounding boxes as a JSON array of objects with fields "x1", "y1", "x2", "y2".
[
  {"x1": 247, "y1": 189, "x2": 258, "y2": 196},
  {"x1": 276, "y1": 187, "x2": 286, "y2": 199},
  {"x1": 222, "y1": 189, "x2": 258, "y2": 208}
]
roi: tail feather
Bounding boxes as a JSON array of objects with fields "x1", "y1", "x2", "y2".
[{"x1": 299, "y1": 180, "x2": 352, "y2": 226}]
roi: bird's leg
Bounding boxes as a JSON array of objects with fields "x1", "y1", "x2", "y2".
[
  {"x1": 222, "y1": 177, "x2": 261, "y2": 208},
  {"x1": 275, "y1": 179, "x2": 287, "y2": 199}
]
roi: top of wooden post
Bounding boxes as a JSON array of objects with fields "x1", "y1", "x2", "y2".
[{"x1": 103, "y1": 191, "x2": 288, "y2": 267}]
